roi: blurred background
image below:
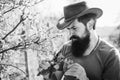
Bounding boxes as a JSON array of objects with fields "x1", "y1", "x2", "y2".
[{"x1": 0, "y1": 0, "x2": 120, "y2": 80}]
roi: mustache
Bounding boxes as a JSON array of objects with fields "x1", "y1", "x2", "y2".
[{"x1": 70, "y1": 35, "x2": 80, "y2": 40}]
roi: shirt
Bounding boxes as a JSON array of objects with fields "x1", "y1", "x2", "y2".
[{"x1": 56, "y1": 38, "x2": 120, "y2": 80}]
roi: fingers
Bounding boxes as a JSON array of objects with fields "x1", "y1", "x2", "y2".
[
  {"x1": 63, "y1": 59, "x2": 74, "y2": 71},
  {"x1": 39, "y1": 61, "x2": 51, "y2": 70},
  {"x1": 64, "y1": 63, "x2": 89, "y2": 80},
  {"x1": 65, "y1": 63, "x2": 85, "y2": 75},
  {"x1": 68, "y1": 63, "x2": 84, "y2": 70}
]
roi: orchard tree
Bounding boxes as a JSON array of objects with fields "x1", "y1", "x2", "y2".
[
  {"x1": 0, "y1": 0, "x2": 64, "y2": 80},
  {"x1": 0, "y1": 0, "x2": 81, "y2": 80}
]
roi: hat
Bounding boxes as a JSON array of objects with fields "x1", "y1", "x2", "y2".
[{"x1": 57, "y1": 1, "x2": 103, "y2": 30}]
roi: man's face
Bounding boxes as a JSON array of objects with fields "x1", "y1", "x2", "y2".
[
  {"x1": 67, "y1": 19, "x2": 87, "y2": 39},
  {"x1": 67, "y1": 19, "x2": 90, "y2": 57}
]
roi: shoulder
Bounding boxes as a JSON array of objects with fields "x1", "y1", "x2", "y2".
[
  {"x1": 98, "y1": 39, "x2": 118, "y2": 55},
  {"x1": 98, "y1": 39, "x2": 120, "y2": 79},
  {"x1": 99, "y1": 39, "x2": 114, "y2": 51},
  {"x1": 97, "y1": 38, "x2": 120, "y2": 64}
]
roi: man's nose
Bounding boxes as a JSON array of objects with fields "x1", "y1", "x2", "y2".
[{"x1": 69, "y1": 29, "x2": 75, "y2": 36}]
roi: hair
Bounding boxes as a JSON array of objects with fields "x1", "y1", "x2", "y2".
[{"x1": 77, "y1": 13, "x2": 97, "y2": 29}]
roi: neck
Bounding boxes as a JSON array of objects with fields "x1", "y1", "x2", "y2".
[{"x1": 83, "y1": 30, "x2": 99, "y2": 56}]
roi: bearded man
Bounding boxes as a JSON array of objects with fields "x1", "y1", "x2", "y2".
[{"x1": 54, "y1": 1, "x2": 120, "y2": 80}]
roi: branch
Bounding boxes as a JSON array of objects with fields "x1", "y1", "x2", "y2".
[
  {"x1": 0, "y1": 39, "x2": 32, "y2": 54},
  {"x1": 2, "y1": 15, "x2": 26, "y2": 40},
  {"x1": 24, "y1": 0, "x2": 45, "y2": 7},
  {"x1": 2, "y1": 3, "x2": 29, "y2": 40},
  {"x1": 0, "y1": 44, "x2": 22, "y2": 54},
  {"x1": 35, "y1": 38, "x2": 47, "y2": 45},
  {"x1": 2, "y1": 6, "x2": 19, "y2": 15},
  {"x1": 1, "y1": 0, "x2": 45, "y2": 15},
  {"x1": 0, "y1": 0, "x2": 21, "y2": 15},
  {"x1": 33, "y1": 0, "x2": 45, "y2": 6},
  {"x1": 0, "y1": 63, "x2": 26, "y2": 75},
  {"x1": 0, "y1": 35, "x2": 54, "y2": 54}
]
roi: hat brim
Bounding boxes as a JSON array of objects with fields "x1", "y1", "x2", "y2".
[
  {"x1": 57, "y1": 17, "x2": 74, "y2": 30},
  {"x1": 57, "y1": 8, "x2": 103, "y2": 30}
]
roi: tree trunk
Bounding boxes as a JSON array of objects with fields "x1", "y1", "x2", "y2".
[{"x1": 24, "y1": 51, "x2": 29, "y2": 80}]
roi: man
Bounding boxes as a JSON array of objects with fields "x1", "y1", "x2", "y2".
[{"x1": 55, "y1": 1, "x2": 120, "y2": 80}]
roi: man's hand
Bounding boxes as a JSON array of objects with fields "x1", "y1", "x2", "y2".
[
  {"x1": 37, "y1": 60, "x2": 51, "y2": 76},
  {"x1": 62, "y1": 63, "x2": 89, "y2": 80},
  {"x1": 37, "y1": 60, "x2": 52, "y2": 79},
  {"x1": 39, "y1": 60, "x2": 51, "y2": 70}
]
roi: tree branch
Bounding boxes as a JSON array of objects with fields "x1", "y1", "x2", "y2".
[
  {"x1": 2, "y1": 6, "x2": 19, "y2": 15},
  {"x1": 0, "y1": 63, "x2": 26, "y2": 75},
  {"x1": 33, "y1": 0, "x2": 45, "y2": 6},
  {"x1": 0, "y1": 35, "x2": 54, "y2": 54},
  {"x1": 2, "y1": 16, "x2": 26, "y2": 40},
  {"x1": 0, "y1": 44, "x2": 22, "y2": 54}
]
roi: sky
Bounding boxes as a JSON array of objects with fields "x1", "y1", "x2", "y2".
[
  {"x1": 84, "y1": 0, "x2": 120, "y2": 27},
  {"x1": 36, "y1": 0, "x2": 120, "y2": 27}
]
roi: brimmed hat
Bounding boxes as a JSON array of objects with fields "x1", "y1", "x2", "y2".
[{"x1": 57, "y1": 1, "x2": 103, "y2": 30}]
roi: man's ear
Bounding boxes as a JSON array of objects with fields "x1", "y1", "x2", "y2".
[{"x1": 87, "y1": 19, "x2": 95, "y2": 30}]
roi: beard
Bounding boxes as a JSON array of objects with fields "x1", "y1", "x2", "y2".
[{"x1": 70, "y1": 32, "x2": 90, "y2": 58}]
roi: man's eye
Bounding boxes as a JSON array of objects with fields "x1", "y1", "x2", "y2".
[
  {"x1": 72, "y1": 27, "x2": 77, "y2": 30},
  {"x1": 67, "y1": 28, "x2": 70, "y2": 30},
  {"x1": 67, "y1": 27, "x2": 77, "y2": 30}
]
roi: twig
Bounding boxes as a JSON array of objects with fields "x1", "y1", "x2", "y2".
[
  {"x1": 0, "y1": 44, "x2": 22, "y2": 54},
  {"x1": 25, "y1": 0, "x2": 45, "y2": 7},
  {"x1": 2, "y1": 6, "x2": 19, "y2": 15},
  {"x1": 2, "y1": 17, "x2": 26, "y2": 40},
  {"x1": 0, "y1": 63, "x2": 26, "y2": 75}
]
